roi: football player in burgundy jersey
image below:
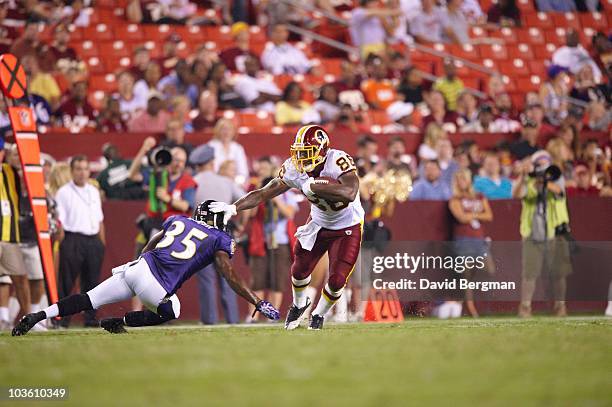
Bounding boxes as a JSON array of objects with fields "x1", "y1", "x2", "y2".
[{"x1": 211, "y1": 125, "x2": 364, "y2": 330}]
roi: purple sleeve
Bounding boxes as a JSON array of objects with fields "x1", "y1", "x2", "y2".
[{"x1": 216, "y1": 232, "x2": 236, "y2": 259}]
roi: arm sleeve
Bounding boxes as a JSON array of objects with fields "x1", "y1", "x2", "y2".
[
  {"x1": 216, "y1": 233, "x2": 235, "y2": 259},
  {"x1": 55, "y1": 188, "x2": 67, "y2": 225}
]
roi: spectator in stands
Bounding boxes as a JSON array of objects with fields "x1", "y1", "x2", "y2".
[
  {"x1": 419, "y1": 138, "x2": 458, "y2": 187},
  {"x1": 463, "y1": 139, "x2": 483, "y2": 174},
  {"x1": 233, "y1": 55, "x2": 282, "y2": 113},
  {"x1": 495, "y1": 141, "x2": 514, "y2": 177},
  {"x1": 134, "y1": 61, "x2": 162, "y2": 103},
  {"x1": 312, "y1": 84, "x2": 342, "y2": 124},
  {"x1": 207, "y1": 118, "x2": 249, "y2": 185},
  {"x1": 586, "y1": 100, "x2": 611, "y2": 131},
  {"x1": 461, "y1": 103, "x2": 502, "y2": 133},
  {"x1": 169, "y1": 95, "x2": 193, "y2": 132},
  {"x1": 422, "y1": 90, "x2": 460, "y2": 133},
  {"x1": 219, "y1": 22, "x2": 258, "y2": 73},
  {"x1": 433, "y1": 59, "x2": 464, "y2": 111},
  {"x1": 448, "y1": 168, "x2": 493, "y2": 317},
  {"x1": 557, "y1": 124, "x2": 580, "y2": 159},
  {"x1": 331, "y1": 61, "x2": 366, "y2": 111},
  {"x1": 349, "y1": 0, "x2": 402, "y2": 58},
  {"x1": 97, "y1": 97, "x2": 127, "y2": 132},
  {"x1": 361, "y1": 56, "x2": 397, "y2": 110},
  {"x1": 205, "y1": 62, "x2": 247, "y2": 109},
  {"x1": 355, "y1": 135, "x2": 380, "y2": 177},
  {"x1": 398, "y1": 67, "x2": 428, "y2": 106},
  {"x1": 486, "y1": 74, "x2": 506, "y2": 102},
  {"x1": 127, "y1": 93, "x2": 171, "y2": 133},
  {"x1": 565, "y1": 163, "x2": 605, "y2": 197},
  {"x1": 384, "y1": 101, "x2": 419, "y2": 133},
  {"x1": 410, "y1": 0, "x2": 446, "y2": 44},
  {"x1": 96, "y1": 143, "x2": 146, "y2": 200},
  {"x1": 493, "y1": 92, "x2": 521, "y2": 133},
  {"x1": 246, "y1": 156, "x2": 298, "y2": 321},
  {"x1": 9, "y1": 18, "x2": 45, "y2": 60},
  {"x1": 55, "y1": 156, "x2": 105, "y2": 327},
  {"x1": 56, "y1": 79, "x2": 96, "y2": 130},
  {"x1": 189, "y1": 145, "x2": 242, "y2": 325},
  {"x1": 261, "y1": 24, "x2": 313, "y2": 75},
  {"x1": 0, "y1": 1, "x2": 19, "y2": 55},
  {"x1": 329, "y1": 104, "x2": 367, "y2": 133},
  {"x1": 160, "y1": 118, "x2": 194, "y2": 156},
  {"x1": 418, "y1": 123, "x2": 446, "y2": 160},
  {"x1": 473, "y1": 153, "x2": 512, "y2": 199},
  {"x1": 456, "y1": 91, "x2": 478, "y2": 126},
  {"x1": 47, "y1": 23, "x2": 78, "y2": 73},
  {"x1": 553, "y1": 29, "x2": 603, "y2": 84},
  {"x1": 21, "y1": 55, "x2": 61, "y2": 110},
  {"x1": 570, "y1": 65, "x2": 606, "y2": 105},
  {"x1": 524, "y1": 101, "x2": 556, "y2": 138},
  {"x1": 486, "y1": 0, "x2": 521, "y2": 27},
  {"x1": 117, "y1": 70, "x2": 147, "y2": 119},
  {"x1": 192, "y1": 90, "x2": 218, "y2": 131},
  {"x1": 540, "y1": 65, "x2": 570, "y2": 127},
  {"x1": 157, "y1": 33, "x2": 182, "y2": 76},
  {"x1": 547, "y1": 137, "x2": 575, "y2": 181},
  {"x1": 387, "y1": 50, "x2": 411, "y2": 80},
  {"x1": 591, "y1": 33, "x2": 612, "y2": 80},
  {"x1": 514, "y1": 151, "x2": 571, "y2": 318},
  {"x1": 159, "y1": 59, "x2": 199, "y2": 107},
  {"x1": 511, "y1": 117, "x2": 541, "y2": 160},
  {"x1": 535, "y1": 0, "x2": 575, "y2": 14},
  {"x1": 441, "y1": 0, "x2": 471, "y2": 44},
  {"x1": 410, "y1": 159, "x2": 452, "y2": 200},
  {"x1": 129, "y1": 46, "x2": 151, "y2": 81},
  {"x1": 275, "y1": 82, "x2": 313, "y2": 126},
  {"x1": 386, "y1": 136, "x2": 417, "y2": 175}
]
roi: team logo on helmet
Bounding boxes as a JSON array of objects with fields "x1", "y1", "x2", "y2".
[{"x1": 290, "y1": 125, "x2": 330, "y2": 173}]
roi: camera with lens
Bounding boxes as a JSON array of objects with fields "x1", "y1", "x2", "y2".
[
  {"x1": 148, "y1": 146, "x2": 172, "y2": 168},
  {"x1": 530, "y1": 163, "x2": 561, "y2": 182}
]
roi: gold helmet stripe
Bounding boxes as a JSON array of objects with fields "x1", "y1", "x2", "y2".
[{"x1": 295, "y1": 125, "x2": 315, "y2": 145}]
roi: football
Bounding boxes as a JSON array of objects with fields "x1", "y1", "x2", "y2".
[{"x1": 314, "y1": 176, "x2": 339, "y2": 185}]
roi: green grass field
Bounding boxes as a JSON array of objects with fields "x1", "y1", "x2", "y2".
[{"x1": 1, "y1": 317, "x2": 611, "y2": 406}]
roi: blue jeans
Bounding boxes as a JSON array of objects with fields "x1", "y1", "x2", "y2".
[{"x1": 197, "y1": 264, "x2": 239, "y2": 324}]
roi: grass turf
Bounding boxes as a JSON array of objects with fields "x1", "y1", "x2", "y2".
[{"x1": 1, "y1": 317, "x2": 611, "y2": 406}]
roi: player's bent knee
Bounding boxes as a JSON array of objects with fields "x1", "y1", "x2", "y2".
[{"x1": 157, "y1": 295, "x2": 180, "y2": 320}]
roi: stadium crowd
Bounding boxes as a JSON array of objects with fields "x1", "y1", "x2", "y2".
[{"x1": 0, "y1": 0, "x2": 611, "y2": 327}]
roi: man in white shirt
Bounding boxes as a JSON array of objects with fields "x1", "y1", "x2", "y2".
[
  {"x1": 55, "y1": 156, "x2": 105, "y2": 327},
  {"x1": 233, "y1": 55, "x2": 282, "y2": 113},
  {"x1": 261, "y1": 24, "x2": 312, "y2": 75},
  {"x1": 552, "y1": 29, "x2": 603, "y2": 83},
  {"x1": 410, "y1": 0, "x2": 447, "y2": 43}
]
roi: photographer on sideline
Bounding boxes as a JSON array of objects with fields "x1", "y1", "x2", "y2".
[
  {"x1": 513, "y1": 151, "x2": 571, "y2": 318},
  {"x1": 128, "y1": 137, "x2": 197, "y2": 247}
]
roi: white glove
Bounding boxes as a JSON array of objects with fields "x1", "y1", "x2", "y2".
[
  {"x1": 301, "y1": 177, "x2": 316, "y2": 198},
  {"x1": 208, "y1": 202, "x2": 237, "y2": 224}
]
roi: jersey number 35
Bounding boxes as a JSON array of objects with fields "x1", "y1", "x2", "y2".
[{"x1": 155, "y1": 220, "x2": 208, "y2": 260}]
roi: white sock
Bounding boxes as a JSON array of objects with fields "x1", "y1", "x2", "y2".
[
  {"x1": 291, "y1": 275, "x2": 312, "y2": 308},
  {"x1": 0, "y1": 306, "x2": 8, "y2": 322},
  {"x1": 42, "y1": 304, "x2": 59, "y2": 319},
  {"x1": 312, "y1": 284, "x2": 344, "y2": 317},
  {"x1": 8, "y1": 296, "x2": 19, "y2": 321}
]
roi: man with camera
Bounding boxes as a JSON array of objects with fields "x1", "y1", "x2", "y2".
[
  {"x1": 513, "y1": 151, "x2": 572, "y2": 317},
  {"x1": 129, "y1": 137, "x2": 197, "y2": 245}
]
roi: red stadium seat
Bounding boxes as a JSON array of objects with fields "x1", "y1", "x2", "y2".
[
  {"x1": 516, "y1": 75, "x2": 542, "y2": 93},
  {"x1": 479, "y1": 44, "x2": 508, "y2": 60},
  {"x1": 499, "y1": 58, "x2": 530, "y2": 77},
  {"x1": 446, "y1": 44, "x2": 480, "y2": 61},
  {"x1": 83, "y1": 24, "x2": 114, "y2": 41},
  {"x1": 95, "y1": 9, "x2": 117, "y2": 24},
  {"x1": 533, "y1": 43, "x2": 557, "y2": 59},
  {"x1": 236, "y1": 111, "x2": 275, "y2": 131},
  {"x1": 71, "y1": 40, "x2": 99, "y2": 58},
  {"x1": 98, "y1": 40, "x2": 130, "y2": 58},
  {"x1": 114, "y1": 24, "x2": 144, "y2": 42},
  {"x1": 544, "y1": 28, "x2": 568, "y2": 47},
  {"x1": 551, "y1": 12, "x2": 581, "y2": 31},
  {"x1": 579, "y1": 12, "x2": 608, "y2": 30},
  {"x1": 516, "y1": 0, "x2": 535, "y2": 12},
  {"x1": 517, "y1": 28, "x2": 545, "y2": 45},
  {"x1": 90, "y1": 73, "x2": 118, "y2": 93},
  {"x1": 85, "y1": 57, "x2": 106, "y2": 74},
  {"x1": 508, "y1": 43, "x2": 534, "y2": 60},
  {"x1": 528, "y1": 60, "x2": 548, "y2": 77},
  {"x1": 524, "y1": 11, "x2": 554, "y2": 29}
]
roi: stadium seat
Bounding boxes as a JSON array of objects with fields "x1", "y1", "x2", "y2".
[
  {"x1": 90, "y1": 73, "x2": 118, "y2": 93},
  {"x1": 517, "y1": 28, "x2": 545, "y2": 45},
  {"x1": 499, "y1": 58, "x2": 530, "y2": 77},
  {"x1": 579, "y1": 12, "x2": 607, "y2": 30},
  {"x1": 528, "y1": 60, "x2": 548, "y2": 78},
  {"x1": 367, "y1": 110, "x2": 391, "y2": 126},
  {"x1": 98, "y1": 40, "x2": 130, "y2": 58},
  {"x1": 516, "y1": 0, "x2": 535, "y2": 12},
  {"x1": 83, "y1": 24, "x2": 114, "y2": 41},
  {"x1": 544, "y1": 28, "x2": 567, "y2": 46},
  {"x1": 446, "y1": 44, "x2": 480, "y2": 61},
  {"x1": 523, "y1": 11, "x2": 554, "y2": 29},
  {"x1": 508, "y1": 43, "x2": 534, "y2": 60},
  {"x1": 551, "y1": 13, "x2": 581, "y2": 31},
  {"x1": 114, "y1": 24, "x2": 144, "y2": 41},
  {"x1": 533, "y1": 43, "x2": 557, "y2": 59},
  {"x1": 479, "y1": 44, "x2": 508, "y2": 61},
  {"x1": 321, "y1": 58, "x2": 343, "y2": 76},
  {"x1": 86, "y1": 57, "x2": 106, "y2": 74},
  {"x1": 71, "y1": 40, "x2": 99, "y2": 58},
  {"x1": 516, "y1": 75, "x2": 542, "y2": 93}
]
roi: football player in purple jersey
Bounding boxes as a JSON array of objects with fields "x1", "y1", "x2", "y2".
[{"x1": 12, "y1": 201, "x2": 280, "y2": 336}]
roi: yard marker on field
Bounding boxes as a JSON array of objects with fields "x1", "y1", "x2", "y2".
[
  {"x1": 0, "y1": 53, "x2": 58, "y2": 305},
  {"x1": 364, "y1": 288, "x2": 404, "y2": 323}
]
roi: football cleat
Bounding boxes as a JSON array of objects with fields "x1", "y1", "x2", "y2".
[
  {"x1": 100, "y1": 318, "x2": 128, "y2": 334},
  {"x1": 308, "y1": 314, "x2": 325, "y2": 330},
  {"x1": 12, "y1": 312, "x2": 45, "y2": 336},
  {"x1": 284, "y1": 298, "x2": 311, "y2": 330}
]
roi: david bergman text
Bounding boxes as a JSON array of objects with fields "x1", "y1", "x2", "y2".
[{"x1": 373, "y1": 278, "x2": 516, "y2": 292}]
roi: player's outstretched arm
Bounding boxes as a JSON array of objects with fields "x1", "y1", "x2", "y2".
[
  {"x1": 309, "y1": 171, "x2": 359, "y2": 204},
  {"x1": 214, "y1": 251, "x2": 280, "y2": 320},
  {"x1": 234, "y1": 177, "x2": 290, "y2": 211}
]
